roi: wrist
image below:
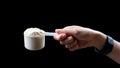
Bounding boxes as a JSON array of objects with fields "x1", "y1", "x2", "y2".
[
  {"x1": 95, "y1": 35, "x2": 114, "y2": 55},
  {"x1": 93, "y1": 31, "x2": 107, "y2": 50}
]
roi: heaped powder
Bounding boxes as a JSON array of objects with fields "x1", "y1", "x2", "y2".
[{"x1": 24, "y1": 28, "x2": 45, "y2": 37}]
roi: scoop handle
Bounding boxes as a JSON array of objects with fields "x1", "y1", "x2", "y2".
[{"x1": 45, "y1": 32, "x2": 55, "y2": 36}]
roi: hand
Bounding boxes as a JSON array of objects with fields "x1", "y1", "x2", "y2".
[{"x1": 54, "y1": 25, "x2": 107, "y2": 51}]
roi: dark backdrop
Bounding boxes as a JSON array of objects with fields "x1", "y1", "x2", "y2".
[{"x1": 5, "y1": 15, "x2": 120, "y2": 67}]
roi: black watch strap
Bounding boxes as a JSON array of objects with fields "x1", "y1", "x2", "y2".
[{"x1": 95, "y1": 35, "x2": 114, "y2": 55}]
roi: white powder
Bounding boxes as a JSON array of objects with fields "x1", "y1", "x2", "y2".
[
  {"x1": 24, "y1": 28, "x2": 45, "y2": 37},
  {"x1": 23, "y1": 28, "x2": 45, "y2": 51}
]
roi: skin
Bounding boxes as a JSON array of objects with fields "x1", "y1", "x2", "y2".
[{"x1": 53, "y1": 25, "x2": 120, "y2": 64}]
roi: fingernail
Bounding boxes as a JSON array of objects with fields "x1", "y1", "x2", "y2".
[{"x1": 55, "y1": 29, "x2": 63, "y2": 34}]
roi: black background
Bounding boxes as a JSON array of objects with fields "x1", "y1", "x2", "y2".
[{"x1": 3, "y1": 13, "x2": 120, "y2": 67}]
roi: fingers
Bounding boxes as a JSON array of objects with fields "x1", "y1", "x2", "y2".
[
  {"x1": 53, "y1": 28, "x2": 80, "y2": 51},
  {"x1": 55, "y1": 29, "x2": 64, "y2": 34},
  {"x1": 60, "y1": 36, "x2": 80, "y2": 51},
  {"x1": 65, "y1": 40, "x2": 79, "y2": 51},
  {"x1": 60, "y1": 36, "x2": 74, "y2": 45},
  {"x1": 65, "y1": 39, "x2": 77, "y2": 49},
  {"x1": 54, "y1": 29, "x2": 66, "y2": 41},
  {"x1": 53, "y1": 28, "x2": 84, "y2": 51},
  {"x1": 54, "y1": 33, "x2": 66, "y2": 41}
]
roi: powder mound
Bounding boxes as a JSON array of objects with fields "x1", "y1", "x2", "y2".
[{"x1": 24, "y1": 28, "x2": 45, "y2": 37}]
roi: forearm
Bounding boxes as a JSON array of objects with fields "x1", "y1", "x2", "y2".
[
  {"x1": 94, "y1": 32, "x2": 120, "y2": 64},
  {"x1": 107, "y1": 40, "x2": 120, "y2": 64}
]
